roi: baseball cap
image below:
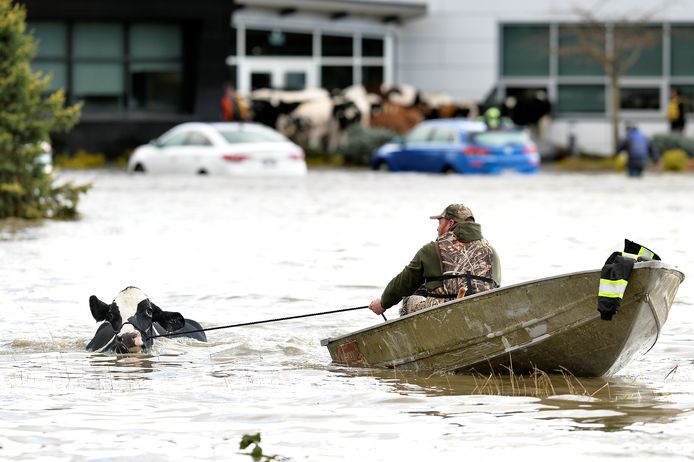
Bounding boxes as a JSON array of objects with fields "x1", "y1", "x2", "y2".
[{"x1": 429, "y1": 204, "x2": 474, "y2": 222}]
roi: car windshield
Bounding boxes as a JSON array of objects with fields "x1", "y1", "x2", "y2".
[
  {"x1": 470, "y1": 130, "x2": 531, "y2": 146},
  {"x1": 217, "y1": 128, "x2": 287, "y2": 144}
]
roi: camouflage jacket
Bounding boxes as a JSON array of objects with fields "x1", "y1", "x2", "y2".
[{"x1": 380, "y1": 222, "x2": 501, "y2": 309}]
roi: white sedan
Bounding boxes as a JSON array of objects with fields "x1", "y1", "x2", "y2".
[{"x1": 127, "y1": 122, "x2": 307, "y2": 176}]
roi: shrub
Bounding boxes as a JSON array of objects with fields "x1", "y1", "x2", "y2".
[
  {"x1": 340, "y1": 124, "x2": 398, "y2": 166},
  {"x1": 661, "y1": 148, "x2": 690, "y2": 171},
  {"x1": 55, "y1": 150, "x2": 107, "y2": 169},
  {"x1": 302, "y1": 146, "x2": 343, "y2": 167},
  {"x1": 613, "y1": 152, "x2": 627, "y2": 172},
  {"x1": 0, "y1": 0, "x2": 89, "y2": 219},
  {"x1": 651, "y1": 133, "x2": 694, "y2": 158}
]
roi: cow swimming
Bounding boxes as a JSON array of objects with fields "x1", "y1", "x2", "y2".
[{"x1": 86, "y1": 286, "x2": 207, "y2": 353}]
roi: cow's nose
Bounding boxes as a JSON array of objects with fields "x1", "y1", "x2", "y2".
[{"x1": 118, "y1": 331, "x2": 143, "y2": 351}]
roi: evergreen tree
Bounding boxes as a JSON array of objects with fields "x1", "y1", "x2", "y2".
[{"x1": 0, "y1": 0, "x2": 89, "y2": 219}]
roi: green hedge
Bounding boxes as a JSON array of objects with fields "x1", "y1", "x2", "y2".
[
  {"x1": 340, "y1": 125, "x2": 398, "y2": 166},
  {"x1": 651, "y1": 133, "x2": 694, "y2": 157}
]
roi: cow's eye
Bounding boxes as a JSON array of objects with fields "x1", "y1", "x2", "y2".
[{"x1": 145, "y1": 307, "x2": 153, "y2": 317}]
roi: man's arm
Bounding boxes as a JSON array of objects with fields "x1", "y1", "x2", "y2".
[
  {"x1": 616, "y1": 137, "x2": 628, "y2": 154},
  {"x1": 382, "y1": 242, "x2": 441, "y2": 308}
]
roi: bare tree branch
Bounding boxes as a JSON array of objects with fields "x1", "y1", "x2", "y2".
[{"x1": 555, "y1": 0, "x2": 672, "y2": 151}]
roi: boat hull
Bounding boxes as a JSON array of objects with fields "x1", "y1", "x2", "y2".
[{"x1": 321, "y1": 261, "x2": 684, "y2": 377}]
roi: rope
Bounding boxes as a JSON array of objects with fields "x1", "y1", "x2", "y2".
[{"x1": 147, "y1": 305, "x2": 385, "y2": 340}]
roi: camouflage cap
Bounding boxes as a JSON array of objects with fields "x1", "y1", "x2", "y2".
[{"x1": 429, "y1": 204, "x2": 474, "y2": 222}]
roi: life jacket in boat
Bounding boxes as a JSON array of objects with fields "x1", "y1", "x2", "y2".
[
  {"x1": 597, "y1": 240, "x2": 660, "y2": 321},
  {"x1": 423, "y1": 231, "x2": 497, "y2": 308}
]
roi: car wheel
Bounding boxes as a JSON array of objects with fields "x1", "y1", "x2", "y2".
[
  {"x1": 197, "y1": 169, "x2": 208, "y2": 175},
  {"x1": 133, "y1": 163, "x2": 146, "y2": 173},
  {"x1": 442, "y1": 166, "x2": 456, "y2": 174},
  {"x1": 376, "y1": 161, "x2": 391, "y2": 172}
]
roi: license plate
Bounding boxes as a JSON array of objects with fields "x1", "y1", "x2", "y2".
[{"x1": 262, "y1": 158, "x2": 276, "y2": 167}]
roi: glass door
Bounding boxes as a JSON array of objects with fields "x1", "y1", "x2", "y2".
[{"x1": 240, "y1": 59, "x2": 316, "y2": 93}]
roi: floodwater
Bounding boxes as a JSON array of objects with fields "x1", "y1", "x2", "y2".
[{"x1": 1, "y1": 168, "x2": 693, "y2": 461}]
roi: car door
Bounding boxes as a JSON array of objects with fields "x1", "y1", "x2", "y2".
[
  {"x1": 396, "y1": 124, "x2": 434, "y2": 171},
  {"x1": 423, "y1": 127, "x2": 458, "y2": 171},
  {"x1": 150, "y1": 131, "x2": 190, "y2": 173},
  {"x1": 181, "y1": 131, "x2": 216, "y2": 174}
]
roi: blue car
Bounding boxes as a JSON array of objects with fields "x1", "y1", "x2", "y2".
[{"x1": 371, "y1": 119, "x2": 540, "y2": 174}]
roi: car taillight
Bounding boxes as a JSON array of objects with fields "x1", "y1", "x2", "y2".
[
  {"x1": 462, "y1": 146, "x2": 490, "y2": 155},
  {"x1": 523, "y1": 144, "x2": 537, "y2": 154},
  {"x1": 223, "y1": 154, "x2": 250, "y2": 162},
  {"x1": 289, "y1": 150, "x2": 305, "y2": 160}
]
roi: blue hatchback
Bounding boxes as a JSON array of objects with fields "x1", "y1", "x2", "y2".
[{"x1": 371, "y1": 119, "x2": 540, "y2": 174}]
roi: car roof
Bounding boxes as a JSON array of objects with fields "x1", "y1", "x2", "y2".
[
  {"x1": 420, "y1": 119, "x2": 487, "y2": 131},
  {"x1": 171, "y1": 122, "x2": 275, "y2": 131}
]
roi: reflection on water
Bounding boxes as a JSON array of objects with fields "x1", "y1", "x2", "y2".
[
  {"x1": 1, "y1": 170, "x2": 694, "y2": 460},
  {"x1": 88, "y1": 353, "x2": 156, "y2": 376},
  {"x1": 541, "y1": 396, "x2": 684, "y2": 433},
  {"x1": 0, "y1": 218, "x2": 44, "y2": 241},
  {"x1": 337, "y1": 366, "x2": 684, "y2": 435},
  {"x1": 334, "y1": 365, "x2": 647, "y2": 398}
]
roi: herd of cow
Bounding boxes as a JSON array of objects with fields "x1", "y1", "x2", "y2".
[
  {"x1": 244, "y1": 83, "x2": 553, "y2": 155},
  {"x1": 246, "y1": 84, "x2": 478, "y2": 153}
]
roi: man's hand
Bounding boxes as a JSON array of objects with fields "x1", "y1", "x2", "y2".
[{"x1": 369, "y1": 298, "x2": 386, "y2": 315}]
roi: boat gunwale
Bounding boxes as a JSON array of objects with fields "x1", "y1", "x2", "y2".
[{"x1": 320, "y1": 260, "x2": 684, "y2": 346}]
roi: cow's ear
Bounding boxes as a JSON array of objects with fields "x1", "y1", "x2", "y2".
[
  {"x1": 151, "y1": 303, "x2": 185, "y2": 332},
  {"x1": 89, "y1": 295, "x2": 111, "y2": 322}
]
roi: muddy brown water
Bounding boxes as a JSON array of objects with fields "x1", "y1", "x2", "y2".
[{"x1": 1, "y1": 169, "x2": 693, "y2": 460}]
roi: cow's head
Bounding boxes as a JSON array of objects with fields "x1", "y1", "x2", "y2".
[
  {"x1": 89, "y1": 287, "x2": 185, "y2": 353},
  {"x1": 332, "y1": 99, "x2": 362, "y2": 129}
]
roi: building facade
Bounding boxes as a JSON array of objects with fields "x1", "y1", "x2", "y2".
[
  {"x1": 20, "y1": 0, "x2": 236, "y2": 158},
  {"x1": 397, "y1": 0, "x2": 694, "y2": 153},
  {"x1": 21, "y1": 0, "x2": 694, "y2": 157}
]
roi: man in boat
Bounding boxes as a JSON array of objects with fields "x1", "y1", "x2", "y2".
[{"x1": 368, "y1": 203, "x2": 501, "y2": 316}]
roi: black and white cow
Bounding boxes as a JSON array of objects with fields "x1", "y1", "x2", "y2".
[{"x1": 86, "y1": 286, "x2": 207, "y2": 353}]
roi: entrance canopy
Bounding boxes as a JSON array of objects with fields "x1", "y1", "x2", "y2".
[
  {"x1": 230, "y1": 1, "x2": 427, "y2": 94},
  {"x1": 234, "y1": 0, "x2": 427, "y2": 23}
]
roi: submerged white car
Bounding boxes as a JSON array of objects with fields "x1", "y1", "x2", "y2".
[{"x1": 127, "y1": 122, "x2": 307, "y2": 176}]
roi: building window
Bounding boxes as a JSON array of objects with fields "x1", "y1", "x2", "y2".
[
  {"x1": 671, "y1": 26, "x2": 694, "y2": 76},
  {"x1": 558, "y1": 25, "x2": 605, "y2": 76},
  {"x1": 234, "y1": 27, "x2": 387, "y2": 93},
  {"x1": 129, "y1": 23, "x2": 182, "y2": 112},
  {"x1": 499, "y1": 22, "x2": 690, "y2": 117},
  {"x1": 30, "y1": 21, "x2": 68, "y2": 91},
  {"x1": 557, "y1": 85, "x2": 605, "y2": 113},
  {"x1": 502, "y1": 25, "x2": 550, "y2": 77},
  {"x1": 321, "y1": 66, "x2": 352, "y2": 92},
  {"x1": 672, "y1": 85, "x2": 694, "y2": 113},
  {"x1": 251, "y1": 72, "x2": 271, "y2": 90},
  {"x1": 246, "y1": 29, "x2": 312, "y2": 56},
  {"x1": 322, "y1": 34, "x2": 352, "y2": 57},
  {"x1": 615, "y1": 26, "x2": 662, "y2": 76},
  {"x1": 362, "y1": 65, "x2": 383, "y2": 89},
  {"x1": 30, "y1": 21, "x2": 184, "y2": 114},
  {"x1": 72, "y1": 23, "x2": 125, "y2": 112},
  {"x1": 620, "y1": 87, "x2": 660, "y2": 110},
  {"x1": 362, "y1": 37, "x2": 384, "y2": 57}
]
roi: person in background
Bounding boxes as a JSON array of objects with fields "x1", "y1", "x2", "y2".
[
  {"x1": 617, "y1": 122, "x2": 654, "y2": 178},
  {"x1": 667, "y1": 88, "x2": 686, "y2": 134},
  {"x1": 482, "y1": 106, "x2": 502, "y2": 129},
  {"x1": 368, "y1": 204, "x2": 501, "y2": 317},
  {"x1": 221, "y1": 83, "x2": 249, "y2": 122}
]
